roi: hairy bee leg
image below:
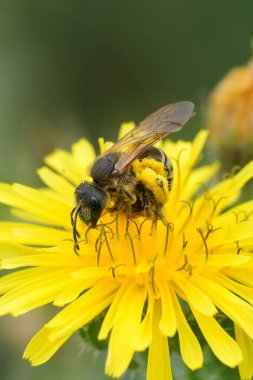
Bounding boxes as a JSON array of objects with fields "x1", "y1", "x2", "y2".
[
  {"x1": 121, "y1": 189, "x2": 136, "y2": 233},
  {"x1": 71, "y1": 206, "x2": 81, "y2": 255},
  {"x1": 115, "y1": 205, "x2": 121, "y2": 239},
  {"x1": 157, "y1": 207, "x2": 169, "y2": 226},
  {"x1": 122, "y1": 189, "x2": 136, "y2": 203},
  {"x1": 148, "y1": 195, "x2": 169, "y2": 226},
  {"x1": 143, "y1": 193, "x2": 155, "y2": 219},
  {"x1": 125, "y1": 203, "x2": 132, "y2": 232}
]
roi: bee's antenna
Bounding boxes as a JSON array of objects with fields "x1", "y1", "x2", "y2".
[{"x1": 71, "y1": 206, "x2": 81, "y2": 255}]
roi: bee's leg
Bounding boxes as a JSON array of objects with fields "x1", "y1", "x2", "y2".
[
  {"x1": 70, "y1": 206, "x2": 81, "y2": 255},
  {"x1": 142, "y1": 193, "x2": 160, "y2": 234},
  {"x1": 143, "y1": 193, "x2": 155, "y2": 219},
  {"x1": 125, "y1": 202, "x2": 133, "y2": 232},
  {"x1": 122, "y1": 189, "x2": 136, "y2": 204},
  {"x1": 156, "y1": 205, "x2": 169, "y2": 226}
]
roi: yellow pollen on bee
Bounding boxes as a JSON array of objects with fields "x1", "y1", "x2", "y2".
[{"x1": 131, "y1": 158, "x2": 169, "y2": 204}]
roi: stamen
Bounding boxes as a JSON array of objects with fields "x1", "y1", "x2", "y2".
[
  {"x1": 163, "y1": 223, "x2": 174, "y2": 256},
  {"x1": 177, "y1": 253, "x2": 192, "y2": 274},
  {"x1": 204, "y1": 221, "x2": 222, "y2": 239},
  {"x1": 105, "y1": 225, "x2": 115, "y2": 239},
  {"x1": 97, "y1": 220, "x2": 115, "y2": 239},
  {"x1": 233, "y1": 240, "x2": 243, "y2": 254},
  {"x1": 232, "y1": 210, "x2": 248, "y2": 224},
  {"x1": 104, "y1": 214, "x2": 118, "y2": 225},
  {"x1": 182, "y1": 232, "x2": 188, "y2": 249},
  {"x1": 125, "y1": 232, "x2": 137, "y2": 265},
  {"x1": 95, "y1": 234, "x2": 103, "y2": 266},
  {"x1": 127, "y1": 219, "x2": 141, "y2": 237},
  {"x1": 231, "y1": 165, "x2": 241, "y2": 176},
  {"x1": 223, "y1": 165, "x2": 241, "y2": 179},
  {"x1": 196, "y1": 227, "x2": 210, "y2": 260},
  {"x1": 180, "y1": 199, "x2": 195, "y2": 216},
  {"x1": 222, "y1": 172, "x2": 231, "y2": 180},
  {"x1": 101, "y1": 224, "x2": 115, "y2": 263},
  {"x1": 138, "y1": 217, "x2": 150, "y2": 238},
  {"x1": 95, "y1": 223, "x2": 115, "y2": 266},
  {"x1": 208, "y1": 196, "x2": 227, "y2": 216},
  {"x1": 197, "y1": 182, "x2": 211, "y2": 197},
  {"x1": 108, "y1": 264, "x2": 126, "y2": 278},
  {"x1": 150, "y1": 254, "x2": 158, "y2": 295}
]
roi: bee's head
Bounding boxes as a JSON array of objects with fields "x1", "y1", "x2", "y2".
[{"x1": 74, "y1": 182, "x2": 107, "y2": 228}]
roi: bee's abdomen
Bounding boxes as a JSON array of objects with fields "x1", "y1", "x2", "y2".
[
  {"x1": 163, "y1": 154, "x2": 174, "y2": 191},
  {"x1": 138, "y1": 147, "x2": 173, "y2": 191},
  {"x1": 132, "y1": 149, "x2": 173, "y2": 206}
]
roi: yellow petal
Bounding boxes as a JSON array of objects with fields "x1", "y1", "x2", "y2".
[
  {"x1": 173, "y1": 274, "x2": 217, "y2": 316},
  {"x1": 235, "y1": 324, "x2": 253, "y2": 380},
  {"x1": 192, "y1": 273, "x2": 253, "y2": 340},
  {"x1": 208, "y1": 271, "x2": 253, "y2": 305},
  {"x1": 0, "y1": 223, "x2": 71, "y2": 257},
  {"x1": 192, "y1": 307, "x2": 242, "y2": 367},
  {"x1": 0, "y1": 267, "x2": 44, "y2": 292},
  {"x1": 1, "y1": 253, "x2": 80, "y2": 269},
  {"x1": 190, "y1": 254, "x2": 249, "y2": 267},
  {"x1": 24, "y1": 325, "x2": 70, "y2": 366},
  {"x1": 210, "y1": 161, "x2": 253, "y2": 211},
  {"x1": 147, "y1": 299, "x2": 172, "y2": 380},
  {"x1": 171, "y1": 286, "x2": 203, "y2": 370},
  {"x1": 47, "y1": 279, "x2": 118, "y2": 339},
  {"x1": 213, "y1": 199, "x2": 253, "y2": 227},
  {"x1": 71, "y1": 138, "x2": 96, "y2": 175},
  {"x1": 44, "y1": 149, "x2": 83, "y2": 185},
  {"x1": 132, "y1": 292, "x2": 154, "y2": 350},
  {"x1": 37, "y1": 166, "x2": 74, "y2": 202},
  {"x1": 181, "y1": 162, "x2": 220, "y2": 201},
  {"x1": 208, "y1": 220, "x2": 253, "y2": 246},
  {"x1": 157, "y1": 275, "x2": 177, "y2": 337},
  {"x1": 0, "y1": 242, "x2": 35, "y2": 260},
  {"x1": 98, "y1": 279, "x2": 132, "y2": 340},
  {"x1": 0, "y1": 268, "x2": 72, "y2": 316},
  {"x1": 224, "y1": 267, "x2": 253, "y2": 288},
  {"x1": 53, "y1": 280, "x2": 93, "y2": 306},
  {"x1": 118, "y1": 122, "x2": 135, "y2": 139},
  {"x1": 0, "y1": 183, "x2": 70, "y2": 228},
  {"x1": 105, "y1": 282, "x2": 147, "y2": 378}
]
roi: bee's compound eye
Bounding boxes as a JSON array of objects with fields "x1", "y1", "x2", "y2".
[
  {"x1": 91, "y1": 196, "x2": 100, "y2": 208},
  {"x1": 90, "y1": 195, "x2": 103, "y2": 214}
]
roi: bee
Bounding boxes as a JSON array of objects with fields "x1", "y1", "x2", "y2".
[{"x1": 71, "y1": 101, "x2": 194, "y2": 251}]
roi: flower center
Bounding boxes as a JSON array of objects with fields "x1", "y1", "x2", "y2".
[{"x1": 79, "y1": 214, "x2": 181, "y2": 292}]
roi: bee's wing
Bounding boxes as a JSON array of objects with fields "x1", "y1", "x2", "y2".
[{"x1": 105, "y1": 101, "x2": 194, "y2": 175}]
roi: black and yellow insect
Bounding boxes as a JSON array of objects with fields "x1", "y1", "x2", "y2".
[{"x1": 71, "y1": 101, "x2": 194, "y2": 250}]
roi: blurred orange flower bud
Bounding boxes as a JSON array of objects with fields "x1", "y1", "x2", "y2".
[{"x1": 208, "y1": 58, "x2": 253, "y2": 170}]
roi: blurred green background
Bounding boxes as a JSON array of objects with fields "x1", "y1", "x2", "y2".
[{"x1": 0, "y1": 1, "x2": 253, "y2": 379}]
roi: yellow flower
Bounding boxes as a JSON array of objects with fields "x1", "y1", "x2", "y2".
[
  {"x1": 208, "y1": 58, "x2": 253, "y2": 169},
  {"x1": 1, "y1": 127, "x2": 253, "y2": 380}
]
